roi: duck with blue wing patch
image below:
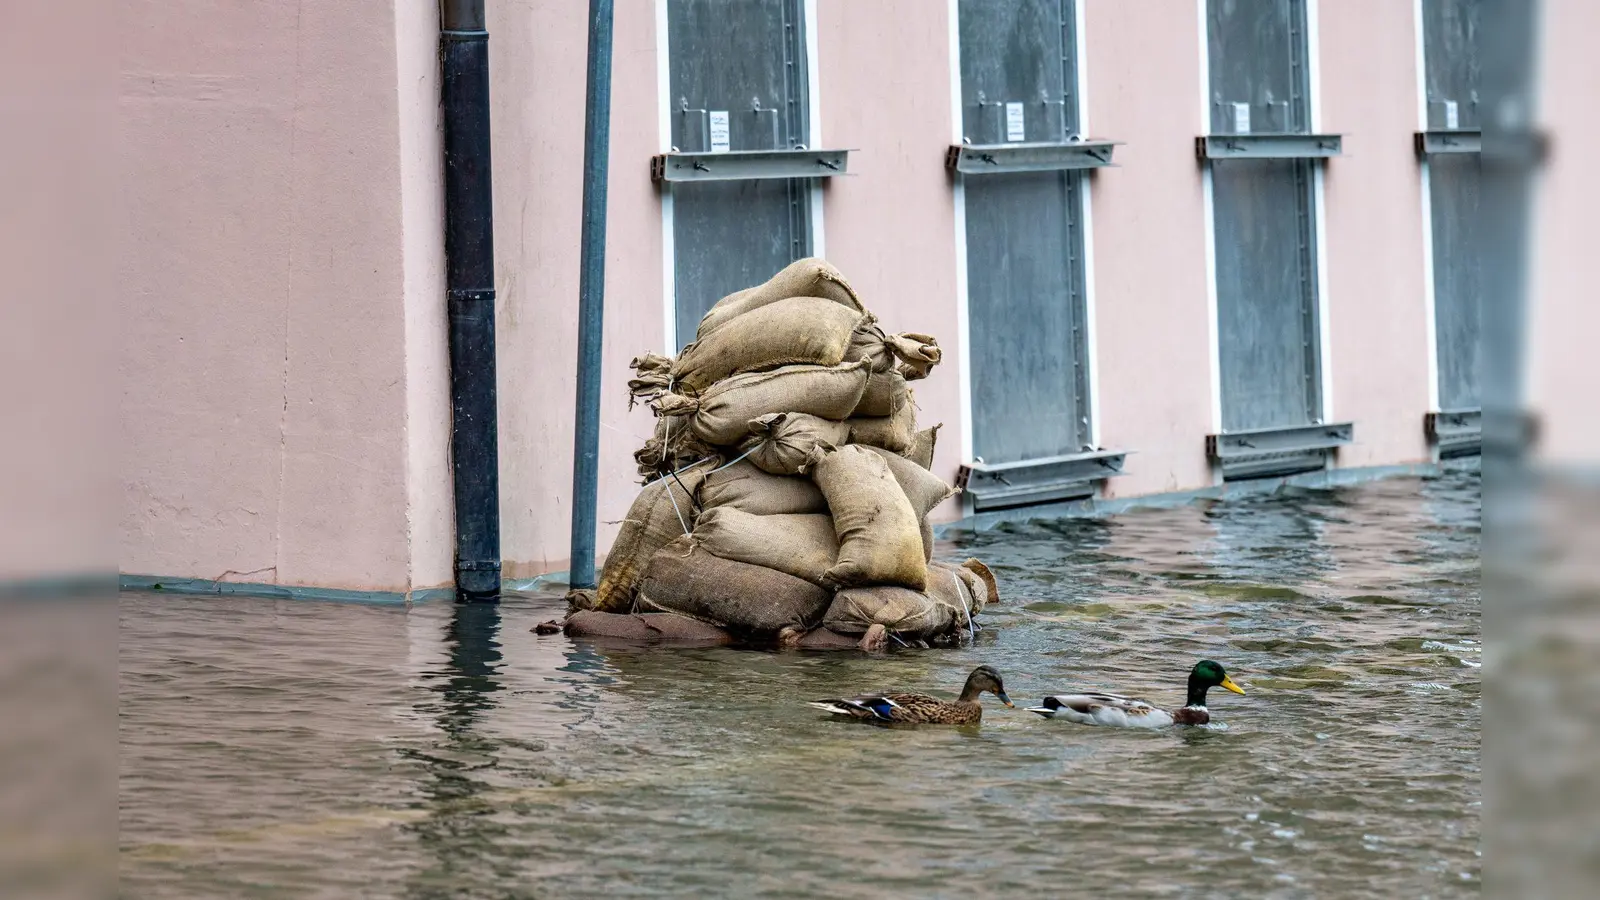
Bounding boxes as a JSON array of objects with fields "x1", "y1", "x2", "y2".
[
  {"x1": 809, "y1": 665, "x2": 1013, "y2": 725},
  {"x1": 1028, "y1": 660, "x2": 1245, "y2": 728}
]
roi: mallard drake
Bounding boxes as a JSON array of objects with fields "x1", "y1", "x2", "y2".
[
  {"x1": 1026, "y1": 660, "x2": 1245, "y2": 728},
  {"x1": 808, "y1": 665, "x2": 1014, "y2": 725}
]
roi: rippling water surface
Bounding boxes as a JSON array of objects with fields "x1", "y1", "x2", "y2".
[{"x1": 120, "y1": 469, "x2": 1479, "y2": 898}]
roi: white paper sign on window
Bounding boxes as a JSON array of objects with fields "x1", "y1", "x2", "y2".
[
  {"x1": 1444, "y1": 100, "x2": 1459, "y2": 130},
  {"x1": 709, "y1": 110, "x2": 731, "y2": 153},
  {"x1": 1005, "y1": 102, "x2": 1025, "y2": 142},
  {"x1": 1232, "y1": 102, "x2": 1251, "y2": 134}
]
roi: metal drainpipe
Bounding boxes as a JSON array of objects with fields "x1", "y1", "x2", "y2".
[
  {"x1": 440, "y1": 0, "x2": 501, "y2": 602},
  {"x1": 567, "y1": 0, "x2": 615, "y2": 590}
]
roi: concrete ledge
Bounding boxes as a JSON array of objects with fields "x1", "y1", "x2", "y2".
[
  {"x1": 118, "y1": 574, "x2": 453, "y2": 606},
  {"x1": 118, "y1": 572, "x2": 572, "y2": 606},
  {"x1": 121, "y1": 461, "x2": 1480, "y2": 602},
  {"x1": 936, "y1": 459, "x2": 1475, "y2": 537}
]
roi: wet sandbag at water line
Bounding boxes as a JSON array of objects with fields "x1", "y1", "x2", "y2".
[
  {"x1": 808, "y1": 444, "x2": 927, "y2": 590},
  {"x1": 589, "y1": 458, "x2": 715, "y2": 613},
  {"x1": 956, "y1": 557, "x2": 1000, "y2": 610},
  {"x1": 823, "y1": 560, "x2": 988, "y2": 645},
  {"x1": 564, "y1": 610, "x2": 735, "y2": 646},
  {"x1": 695, "y1": 257, "x2": 864, "y2": 340},
  {"x1": 650, "y1": 360, "x2": 869, "y2": 447},
  {"x1": 695, "y1": 460, "x2": 828, "y2": 516},
  {"x1": 690, "y1": 507, "x2": 839, "y2": 587},
  {"x1": 637, "y1": 536, "x2": 833, "y2": 639},
  {"x1": 739, "y1": 412, "x2": 851, "y2": 476}
]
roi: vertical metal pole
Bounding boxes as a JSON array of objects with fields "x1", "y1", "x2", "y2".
[
  {"x1": 569, "y1": 0, "x2": 615, "y2": 589},
  {"x1": 441, "y1": 0, "x2": 502, "y2": 602}
]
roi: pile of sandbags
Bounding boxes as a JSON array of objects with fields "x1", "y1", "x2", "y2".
[{"x1": 567, "y1": 258, "x2": 999, "y2": 649}]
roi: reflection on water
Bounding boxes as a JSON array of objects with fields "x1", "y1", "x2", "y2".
[{"x1": 120, "y1": 468, "x2": 1480, "y2": 898}]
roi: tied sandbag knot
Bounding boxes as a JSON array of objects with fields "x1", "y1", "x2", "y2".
[
  {"x1": 741, "y1": 412, "x2": 849, "y2": 476},
  {"x1": 627, "y1": 352, "x2": 675, "y2": 408},
  {"x1": 844, "y1": 313, "x2": 897, "y2": 374},
  {"x1": 650, "y1": 391, "x2": 703, "y2": 418},
  {"x1": 888, "y1": 332, "x2": 941, "y2": 381}
]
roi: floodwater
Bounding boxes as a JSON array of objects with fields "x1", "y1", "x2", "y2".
[{"x1": 119, "y1": 467, "x2": 1480, "y2": 898}]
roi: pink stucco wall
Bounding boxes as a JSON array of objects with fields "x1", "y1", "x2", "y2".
[
  {"x1": 490, "y1": 0, "x2": 663, "y2": 579},
  {"x1": 488, "y1": 0, "x2": 589, "y2": 579},
  {"x1": 397, "y1": 0, "x2": 456, "y2": 591},
  {"x1": 1318, "y1": 0, "x2": 1432, "y2": 468},
  {"x1": 1086, "y1": 2, "x2": 1215, "y2": 497},
  {"x1": 1530, "y1": 0, "x2": 1598, "y2": 463},
  {"x1": 119, "y1": 1, "x2": 1467, "y2": 592},
  {"x1": 120, "y1": 0, "x2": 451, "y2": 593},
  {"x1": 2, "y1": 2, "x2": 115, "y2": 583}
]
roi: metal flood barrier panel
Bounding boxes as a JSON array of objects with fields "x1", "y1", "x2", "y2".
[
  {"x1": 1207, "y1": 0, "x2": 1322, "y2": 434},
  {"x1": 1421, "y1": 0, "x2": 1481, "y2": 414},
  {"x1": 958, "y1": 0, "x2": 1093, "y2": 465},
  {"x1": 666, "y1": 0, "x2": 811, "y2": 348}
]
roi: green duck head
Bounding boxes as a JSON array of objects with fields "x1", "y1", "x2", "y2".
[{"x1": 1186, "y1": 660, "x2": 1246, "y2": 708}]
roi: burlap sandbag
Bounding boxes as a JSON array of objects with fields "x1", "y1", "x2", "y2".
[
  {"x1": 741, "y1": 412, "x2": 851, "y2": 476},
  {"x1": 959, "y1": 557, "x2": 1001, "y2": 610},
  {"x1": 692, "y1": 508, "x2": 838, "y2": 586},
  {"x1": 845, "y1": 316, "x2": 942, "y2": 380},
  {"x1": 697, "y1": 460, "x2": 827, "y2": 515},
  {"x1": 860, "y1": 445, "x2": 956, "y2": 519},
  {"x1": 823, "y1": 560, "x2": 978, "y2": 641},
  {"x1": 634, "y1": 414, "x2": 719, "y2": 481},
  {"x1": 696, "y1": 258, "x2": 864, "y2": 339},
  {"x1": 563, "y1": 610, "x2": 734, "y2": 645},
  {"x1": 787, "y1": 626, "x2": 866, "y2": 650},
  {"x1": 907, "y1": 424, "x2": 940, "y2": 470},
  {"x1": 846, "y1": 386, "x2": 917, "y2": 454},
  {"x1": 627, "y1": 352, "x2": 676, "y2": 404},
  {"x1": 810, "y1": 445, "x2": 927, "y2": 590},
  {"x1": 854, "y1": 369, "x2": 908, "y2": 418},
  {"x1": 652, "y1": 361, "x2": 869, "y2": 447},
  {"x1": 935, "y1": 560, "x2": 989, "y2": 617},
  {"x1": 594, "y1": 459, "x2": 712, "y2": 612},
  {"x1": 860, "y1": 444, "x2": 952, "y2": 563},
  {"x1": 843, "y1": 314, "x2": 895, "y2": 373},
  {"x1": 638, "y1": 536, "x2": 832, "y2": 637},
  {"x1": 891, "y1": 332, "x2": 942, "y2": 381},
  {"x1": 670, "y1": 297, "x2": 863, "y2": 393}
]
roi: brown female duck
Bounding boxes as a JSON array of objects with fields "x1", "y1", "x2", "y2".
[{"x1": 808, "y1": 665, "x2": 1013, "y2": 725}]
